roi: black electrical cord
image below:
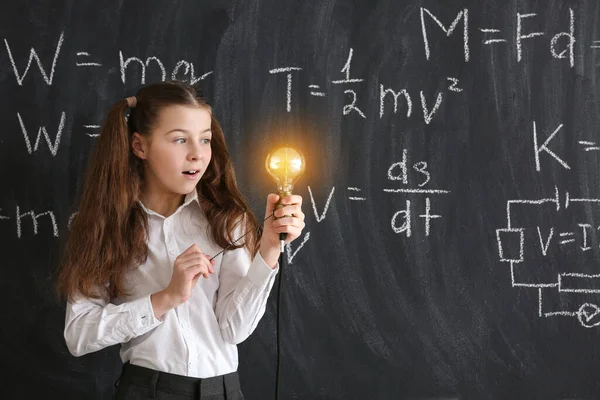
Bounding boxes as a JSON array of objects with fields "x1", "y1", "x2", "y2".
[
  {"x1": 208, "y1": 213, "x2": 274, "y2": 262},
  {"x1": 275, "y1": 236, "x2": 285, "y2": 400}
]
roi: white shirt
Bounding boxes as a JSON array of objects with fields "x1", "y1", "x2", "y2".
[{"x1": 64, "y1": 190, "x2": 279, "y2": 378}]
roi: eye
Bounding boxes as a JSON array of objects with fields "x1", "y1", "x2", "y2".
[
  {"x1": 174, "y1": 137, "x2": 187, "y2": 144},
  {"x1": 202, "y1": 138, "x2": 211, "y2": 145}
]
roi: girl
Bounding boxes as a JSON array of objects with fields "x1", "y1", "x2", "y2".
[{"x1": 56, "y1": 80, "x2": 305, "y2": 400}]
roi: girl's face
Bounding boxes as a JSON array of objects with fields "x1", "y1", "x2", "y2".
[{"x1": 132, "y1": 105, "x2": 212, "y2": 198}]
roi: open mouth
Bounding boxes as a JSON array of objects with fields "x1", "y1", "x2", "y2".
[{"x1": 182, "y1": 170, "x2": 199, "y2": 176}]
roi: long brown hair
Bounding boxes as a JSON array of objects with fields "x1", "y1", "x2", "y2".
[{"x1": 56, "y1": 80, "x2": 260, "y2": 302}]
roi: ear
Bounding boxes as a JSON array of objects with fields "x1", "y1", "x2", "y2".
[{"x1": 131, "y1": 132, "x2": 148, "y2": 160}]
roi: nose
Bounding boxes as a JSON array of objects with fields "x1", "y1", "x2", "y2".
[{"x1": 188, "y1": 141, "x2": 203, "y2": 161}]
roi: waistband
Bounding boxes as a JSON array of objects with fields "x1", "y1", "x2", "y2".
[{"x1": 118, "y1": 362, "x2": 241, "y2": 397}]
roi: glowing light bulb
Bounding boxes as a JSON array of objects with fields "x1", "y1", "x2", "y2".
[{"x1": 265, "y1": 147, "x2": 305, "y2": 252}]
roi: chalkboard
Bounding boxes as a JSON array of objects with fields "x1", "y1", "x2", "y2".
[{"x1": 2, "y1": 0, "x2": 600, "y2": 398}]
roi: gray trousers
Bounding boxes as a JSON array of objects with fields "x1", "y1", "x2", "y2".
[{"x1": 115, "y1": 363, "x2": 245, "y2": 400}]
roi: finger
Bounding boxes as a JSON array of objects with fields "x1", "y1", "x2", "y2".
[
  {"x1": 271, "y1": 216, "x2": 290, "y2": 228},
  {"x1": 186, "y1": 264, "x2": 208, "y2": 280},
  {"x1": 176, "y1": 254, "x2": 203, "y2": 268},
  {"x1": 179, "y1": 250, "x2": 212, "y2": 265},
  {"x1": 179, "y1": 256, "x2": 207, "y2": 271},
  {"x1": 275, "y1": 204, "x2": 302, "y2": 218},
  {"x1": 208, "y1": 258, "x2": 215, "y2": 274},
  {"x1": 297, "y1": 211, "x2": 305, "y2": 221},
  {"x1": 199, "y1": 264, "x2": 210, "y2": 279},
  {"x1": 177, "y1": 245, "x2": 195, "y2": 260},
  {"x1": 180, "y1": 244, "x2": 202, "y2": 258},
  {"x1": 281, "y1": 194, "x2": 302, "y2": 206},
  {"x1": 192, "y1": 267, "x2": 210, "y2": 280},
  {"x1": 264, "y1": 193, "x2": 280, "y2": 219},
  {"x1": 278, "y1": 225, "x2": 305, "y2": 243},
  {"x1": 272, "y1": 215, "x2": 305, "y2": 229},
  {"x1": 192, "y1": 271, "x2": 209, "y2": 280},
  {"x1": 189, "y1": 255, "x2": 214, "y2": 275}
]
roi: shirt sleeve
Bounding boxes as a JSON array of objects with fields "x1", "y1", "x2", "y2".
[
  {"x1": 64, "y1": 291, "x2": 162, "y2": 357},
  {"x1": 215, "y1": 242, "x2": 279, "y2": 345}
]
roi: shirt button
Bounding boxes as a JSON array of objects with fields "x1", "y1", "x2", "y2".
[{"x1": 169, "y1": 249, "x2": 176, "y2": 255}]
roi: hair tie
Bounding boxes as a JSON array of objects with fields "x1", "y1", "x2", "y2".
[{"x1": 126, "y1": 96, "x2": 137, "y2": 108}]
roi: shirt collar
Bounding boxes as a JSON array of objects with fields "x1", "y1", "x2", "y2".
[
  {"x1": 138, "y1": 190, "x2": 200, "y2": 218},
  {"x1": 183, "y1": 189, "x2": 200, "y2": 207}
]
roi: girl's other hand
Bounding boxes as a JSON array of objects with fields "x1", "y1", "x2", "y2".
[
  {"x1": 259, "y1": 194, "x2": 306, "y2": 268},
  {"x1": 152, "y1": 244, "x2": 215, "y2": 316}
]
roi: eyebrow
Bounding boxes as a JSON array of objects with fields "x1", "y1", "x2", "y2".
[{"x1": 165, "y1": 128, "x2": 212, "y2": 136}]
